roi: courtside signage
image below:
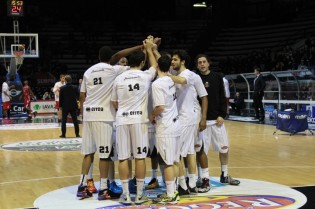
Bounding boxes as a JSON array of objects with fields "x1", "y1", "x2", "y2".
[
  {"x1": 31, "y1": 101, "x2": 55, "y2": 113},
  {"x1": 1, "y1": 138, "x2": 81, "y2": 151}
]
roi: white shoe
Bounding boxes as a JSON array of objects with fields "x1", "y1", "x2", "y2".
[
  {"x1": 119, "y1": 193, "x2": 132, "y2": 205},
  {"x1": 135, "y1": 193, "x2": 149, "y2": 205}
]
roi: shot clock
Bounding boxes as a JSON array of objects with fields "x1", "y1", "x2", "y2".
[{"x1": 7, "y1": 0, "x2": 24, "y2": 17}]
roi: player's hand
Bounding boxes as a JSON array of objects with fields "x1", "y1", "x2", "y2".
[
  {"x1": 199, "y1": 118, "x2": 206, "y2": 131},
  {"x1": 149, "y1": 112, "x2": 156, "y2": 125},
  {"x1": 216, "y1": 116, "x2": 224, "y2": 127},
  {"x1": 153, "y1": 37, "x2": 161, "y2": 47},
  {"x1": 147, "y1": 35, "x2": 154, "y2": 42}
]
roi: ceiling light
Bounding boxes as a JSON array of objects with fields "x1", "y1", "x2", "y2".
[{"x1": 193, "y1": 2, "x2": 207, "y2": 8}]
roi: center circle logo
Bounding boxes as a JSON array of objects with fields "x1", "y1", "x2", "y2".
[{"x1": 34, "y1": 178, "x2": 307, "y2": 209}]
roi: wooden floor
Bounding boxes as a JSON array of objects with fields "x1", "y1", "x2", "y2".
[{"x1": 0, "y1": 120, "x2": 314, "y2": 209}]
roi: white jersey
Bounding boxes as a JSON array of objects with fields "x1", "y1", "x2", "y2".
[
  {"x1": 81, "y1": 62, "x2": 129, "y2": 121},
  {"x1": 53, "y1": 81, "x2": 65, "y2": 101},
  {"x1": 175, "y1": 69, "x2": 207, "y2": 126},
  {"x1": 223, "y1": 77, "x2": 230, "y2": 98},
  {"x1": 111, "y1": 67, "x2": 156, "y2": 125},
  {"x1": 193, "y1": 72, "x2": 208, "y2": 114},
  {"x1": 1, "y1": 82, "x2": 10, "y2": 102},
  {"x1": 152, "y1": 76, "x2": 180, "y2": 137}
]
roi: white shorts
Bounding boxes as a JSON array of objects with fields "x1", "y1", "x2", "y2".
[
  {"x1": 148, "y1": 124, "x2": 156, "y2": 157},
  {"x1": 156, "y1": 136, "x2": 179, "y2": 165},
  {"x1": 116, "y1": 123, "x2": 149, "y2": 160},
  {"x1": 177, "y1": 125, "x2": 196, "y2": 158},
  {"x1": 198, "y1": 121, "x2": 229, "y2": 154},
  {"x1": 81, "y1": 121, "x2": 113, "y2": 159}
]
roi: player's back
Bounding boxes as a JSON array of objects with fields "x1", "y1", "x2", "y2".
[
  {"x1": 82, "y1": 62, "x2": 127, "y2": 121},
  {"x1": 152, "y1": 76, "x2": 180, "y2": 137},
  {"x1": 112, "y1": 68, "x2": 155, "y2": 125}
]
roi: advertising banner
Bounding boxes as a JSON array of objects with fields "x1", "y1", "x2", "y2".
[
  {"x1": 301, "y1": 105, "x2": 315, "y2": 124},
  {"x1": 276, "y1": 111, "x2": 308, "y2": 134},
  {"x1": 31, "y1": 100, "x2": 55, "y2": 113}
]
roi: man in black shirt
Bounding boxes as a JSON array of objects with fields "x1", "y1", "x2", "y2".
[
  {"x1": 59, "y1": 75, "x2": 80, "y2": 138},
  {"x1": 253, "y1": 67, "x2": 266, "y2": 122},
  {"x1": 195, "y1": 54, "x2": 240, "y2": 186}
]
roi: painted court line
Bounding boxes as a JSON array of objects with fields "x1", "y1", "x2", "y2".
[{"x1": 1, "y1": 165, "x2": 315, "y2": 185}]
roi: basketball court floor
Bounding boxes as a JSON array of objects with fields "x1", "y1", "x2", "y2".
[{"x1": 0, "y1": 115, "x2": 314, "y2": 209}]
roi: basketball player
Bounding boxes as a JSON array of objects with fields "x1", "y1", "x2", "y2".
[
  {"x1": 111, "y1": 37, "x2": 157, "y2": 205},
  {"x1": 168, "y1": 50, "x2": 208, "y2": 195},
  {"x1": 150, "y1": 55, "x2": 181, "y2": 204},
  {"x1": 145, "y1": 42, "x2": 165, "y2": 191},
  {"x1": 77, "y1": 43, "x2": 144, "y2": 200},
  {"x1": 22, "y1": 80, "x2": 36, "y2": 119},
  {"x1": 53, "y1": 74, "x2": 65, "y2": 124},
  {"x1": 2, "y1": 76, "x2": 14, "y2": 119},
  {"x1": 195, "y1": 54, "x2": 240, "y2": 186}
]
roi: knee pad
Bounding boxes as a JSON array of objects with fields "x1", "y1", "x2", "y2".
[{"x1": 219, "y1": 146, "x2": 229, "y2": 154}]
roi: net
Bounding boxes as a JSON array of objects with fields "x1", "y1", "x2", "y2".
[{"x1": 13, "y1": 50, "x2": 24, "y2": 66}]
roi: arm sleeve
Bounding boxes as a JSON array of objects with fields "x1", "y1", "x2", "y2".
[
  {"x1": 219, "y1": 75, "x2": 227, "y2": 118},
  {"x1": 80, "y1": 76, "x2": 87, "y2": 93},
  {"x1": 111, "y1": 79, "x2": 118, "y2": 102},
  {"x1": 194, "y1": 74, "x2": 208, "y2": 98},
  {"x1": 152, "y1": 83, "x2": 165, "y2": 108}
]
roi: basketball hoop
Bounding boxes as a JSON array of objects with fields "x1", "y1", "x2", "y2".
[{"x1": 13, "y1": 45, "x2": 25, "y2": 66}]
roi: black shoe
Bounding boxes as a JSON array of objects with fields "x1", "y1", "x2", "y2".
[
  {"x1": 220, "y1": 174, "x2": 240, "y2": 186},
  {"x1": 76, "y1": 184, "x2": 93, "y2": 199},
  {"x1": 197, "y1": 178, "x2": 211, "y2": 193},
  {"x1": 60, "y1": 135, "x2": 66, "y2": 138},
  {"x1": 187, "y1": 185, "x2": 198, "y2": 193},
  {"x1": 76, "y1": 135, "x2": 81, "y2": 138},
  {"x1": 98, "y1": 188, "x2": 121, "y2": 200},
  {"x1": 178, "y1": 184, "x2": 190, "y2": 196}
]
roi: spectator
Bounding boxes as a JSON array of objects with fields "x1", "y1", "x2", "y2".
[
  {"x1": 231, "y1": 92, "x2": 245, "y2": 115},
  {"x1": 42, "y1": 91, "x2": 51, "y2": 100}
]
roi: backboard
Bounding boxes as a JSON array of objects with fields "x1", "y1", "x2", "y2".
[{"x1": 0, "y1": 33, "x2": 39, "y2": 58}]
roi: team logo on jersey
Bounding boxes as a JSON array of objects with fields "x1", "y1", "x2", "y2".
[
  {"x1": 122, "y1": 112, "x2": 129, "y2": 117},
  {"x1": 86, "y1": 107, "x2": 104, "y2": 111},
  {"x1": 0, "y1": 138, "x2": 81, "y2": 152},
  {"x1": 98, "y1": 195, "x2": 296, "y2": 209}
]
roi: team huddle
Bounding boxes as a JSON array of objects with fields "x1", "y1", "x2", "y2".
[{"x1": 77, "y1": 36, "x2": 240, "y2": 205}]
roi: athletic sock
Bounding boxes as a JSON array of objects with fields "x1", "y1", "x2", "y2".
[
  {"x1": 121, "y1": 179, "x2": 129, "y2": 195},
  {"x1": 152, "y1": 169, "x2": 158, "y2": 179},
  {"x1": 179, "y1": 176, "x2": 188, "y2": 190},
  {"x1": 136, "y1": 178, "x2": 145, "y2": 196},
  {"x1": 100, "y1": 178, "x2": 108, "y2": 190},
  {"x1": 221, "y1": 165, "x2": 228, "y2": 177}
]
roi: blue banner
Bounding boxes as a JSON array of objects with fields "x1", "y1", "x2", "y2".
[
  {"x1": 301, "y1": 105, "x2": 315, "y2": 124},
  {"x1": 276, "y1": 111, "x2": 309, "y2": 134}
]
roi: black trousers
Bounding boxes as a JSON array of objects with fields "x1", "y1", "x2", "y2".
[
  {"x1": 253, "y1": 91, "x2": 265, "y2": 119},
  {"x1": 61, "y1": 108, "x2": 79, "y2": 136}
]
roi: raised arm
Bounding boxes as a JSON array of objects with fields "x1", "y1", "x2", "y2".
[
  {"x1": 109, "y1": 44, "x2": 143, "y2": 65},
  {"x1": 145, "y1": 38, "x2": 158, "y2": 69}
]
